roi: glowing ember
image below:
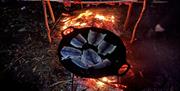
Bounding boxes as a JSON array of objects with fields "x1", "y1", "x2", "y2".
[
  {"x1": 75, "y1": 76, "x2": 127, "y2": 91},
  {"x1": 60, "y1": 9, "x2": 121, "y2": 35},
  {"x1": 63, "y1": 27, "x2": 74, "y2": 35},
  {"x1": 96, "y1": 81, "x2": 105, "y2": 87},
  {"x1": 96, "y1": 77, "x2": 117, "y2": 87}
]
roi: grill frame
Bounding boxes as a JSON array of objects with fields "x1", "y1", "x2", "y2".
[{"x1": 42, "y1": 0, "x2": 148, "y2": 43}]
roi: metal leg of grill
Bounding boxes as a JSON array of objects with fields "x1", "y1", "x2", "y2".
[
  {"x1": 124, "y1": 2, "x2": 133, "y2": 31},
  {"x1": 42, "y1": 0, "x2": 52, "y2": 43},
  {"x1": 130, "y1": 0, "x2": 147, "y2": 43}
]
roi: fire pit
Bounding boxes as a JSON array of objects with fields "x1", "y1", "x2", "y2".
[
  {"x1": 42, "y1": 0, "x2": 147, "y2": 90},
  {"x1": 54, "y1": 8, "x2": 131, "y2": 90}
]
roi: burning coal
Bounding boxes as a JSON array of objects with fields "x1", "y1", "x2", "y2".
[
  {"x1": 59, "y1": 8, "x2": 122, "y2": 36},
  {"x1": 74, "y1": 76, "x2": 127, "y2": 91}
]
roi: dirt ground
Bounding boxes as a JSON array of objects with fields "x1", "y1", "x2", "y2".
[{"x1": 0, "y1": 1, "x2": 180, "y2": 91}]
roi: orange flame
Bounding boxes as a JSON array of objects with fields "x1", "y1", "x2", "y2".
[
  {"x1": 82, "y1": 76, "x2": 127, "y2": 90},
  {"x1": 96, "y1": 77, "x2": 117, "y2": 87},
  {"x1": 60, "y1": 9, "x2": 117, "y2": 32}
]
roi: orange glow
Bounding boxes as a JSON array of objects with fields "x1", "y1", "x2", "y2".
[
  {"x1": 96, "y1": 77, "x2": 119, "y2": 87},
  {"x1": 77, "y1": 10, "x2": 93, "y2": 18},
  {"x1": 95, "y1": 14, "x2": 115, "y2": 23},
  {"x1": 75, "y1": 76, "x2": 127, "y2": 90},
  {"x1": 100, "y1": 77, "x2": 116, "y2": 83},
  {"x1": 102, "y1": 77, "x2": 108, "y2": 82},
  {"x1": 60, "y1": 9, "x2": 118, "y2": 34},
  {"x1": 118, "y1": 64, "x2": 129, "y2": 74},
  {"x1": 95, "y1": 14, "x2": 106, "y2": 20},
  {"x1": 63, "y1": 28, "x2": 74, "y2": 35},
  {"x1": 96, "y1": 81, "x2": 105, "y2": 87}
]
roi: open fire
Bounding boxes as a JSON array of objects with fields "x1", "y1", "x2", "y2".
[
  {"x1": 39, "y1": 0, "x2": 149, "y2": 90},
  {"x1": 59, "y1": 8, "x2": 121, "y2": 36},
  {"x1": 72, "y1": 65, "x2": 136, "y2": 91},
  {"x1": 74, "y1": 76, "x2": 127, "y2": 91}
]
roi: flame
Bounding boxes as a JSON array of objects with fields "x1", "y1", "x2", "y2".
[
  {"x1": 74, "y1": 76, "x2": 128, "y2": 90},
  {"x1": 77, "y1": 10, "x2": 93, "y2": 18},
  {"x1": 61, "y1": 10, "x2": 93, "y2": 30},
  {"x1": 96, "y1": 77, "x2": 109, "y2": 87},
  {"x1": 102, "y1": 77, "x2": 109, "y2": 82},
  {"x1": 96, "y1": 81, "x2": 105, "y2": 87},
  {"x1": 97, "y1": 77, "x2": 118, "y2": 87},
  {"x1": 95, "y1": 14, "x2": 115, "y2": 23},
  {"x1": 60, "y1": 9, "x2": 117, "y2": 33},
  {"x1": 96, "y1": 77, "x2": 115, "y2": 87},
  {"x1": 95, "y1": 14, "x2": 106, "y2": 20}
]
